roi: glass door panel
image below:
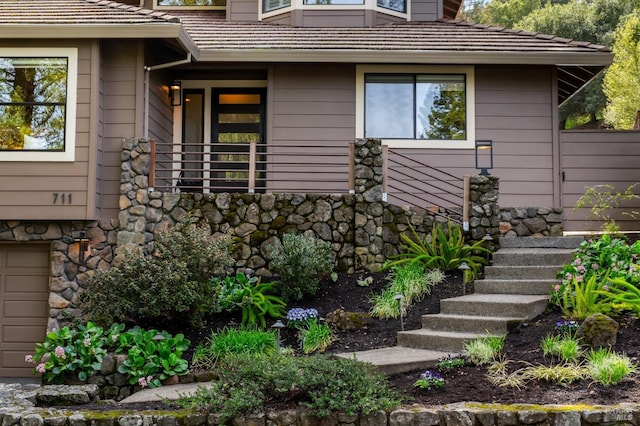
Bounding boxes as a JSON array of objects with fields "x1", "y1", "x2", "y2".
[
  {"x1": 211, "y1": 88, "x2": 266, "y2": 191},
  {"x1": 179, "y1": 90, "x2": 204, "y2": 191}
]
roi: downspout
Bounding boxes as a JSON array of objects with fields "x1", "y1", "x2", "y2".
[{"x1": 143, "y1": 53, "x2": 192, "y2": 138}]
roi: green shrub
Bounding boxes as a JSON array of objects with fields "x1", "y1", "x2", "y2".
[
  {"x1": 176, "y1": 354, "x2": 401, "y2": 422},
  {"x1": 191, "y1": 328, "x2": 277, "y2": 370},
  {"x1": 540, "y1": 334, "x2": 584, "y2": 363},
  {"x1": 559, "y1": 273, "x2": 612, "y2": 320},
  {"x1": 464, "y1": 335, "x2": 504, "y2": 366},
  {"x1": 27, "y1": 322, "x2": 124, "y2": 384},
  {"x1": 266, "y1": 233, "x2": 334, "y2": 301},
  {"x1": 586, "y1": 348, "x2": 636, "y2": 386},
  {"x1": 370, "y1": 265, "x2": 444, "y2": 319},
  {"x1": 299, "y1": 320, "x2": 335, "y2": 354},
  {"x1": 117, "y1": 327, "x2": 190, "y2": 388},
  {"x1": 79, "y1": 223, "x2": 234, "y2": 326},
  {"x1": 385, "y1": 221, "x2": 490, "y2": 283}
]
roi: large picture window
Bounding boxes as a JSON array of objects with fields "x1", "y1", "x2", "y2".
[
  {"x1": 156, "y1": 0, "x2": 225, "y2": 6},
  {"x1": 0, "y1": 48, "x2": 77, "y2": 161},
  {"x1": 357, "y1": 66, "x2": 475, "y2": 149}
]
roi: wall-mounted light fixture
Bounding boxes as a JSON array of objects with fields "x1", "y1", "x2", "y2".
[
  {"x1": 74, "y1": 231, "x2": 90, "y2": 263},
  {"x1": 169, "y1": 81, "x2": 182, "y2": 106},
  {"x1": 475, "y1": 139, "x2": 493, "y2": 176}
]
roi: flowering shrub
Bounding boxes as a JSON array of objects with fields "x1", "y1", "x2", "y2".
[
  {"x1": 286, "y1": 308, "x2": 319, "y2": 329},
  {"x1": 552, "y1": 235, "x2": 640, "y2": 308},
  {"x1": 26, "y1": 322, "x2": 124, "y2": 384},
  {"x1": 414, "y1": 370, "x2": 444, "y2": 390}
]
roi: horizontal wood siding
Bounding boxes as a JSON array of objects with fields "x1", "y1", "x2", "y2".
[
  {"x1": 388, "y1": 65, "x2": 555, "y2": 210},
  {"x1": 411, "y1": 0, "x2": 439, "y2": 21},
  {"x1": 0, "y1": 41, "x2": 93, "y2": 220},
  {"x1": 228, "y1": 0, "x2": 259, "y2": 22},
  {"x1": 374, "y1": 11, "x2": 406, "y2": 24},
  {"x1": 99, "y1": 40, "x2": 141, "y2": 219},
  {"x1": 268, "y1": 64, "x2": 355, "y2": 192},
  {"x1": 299, "y1": 10, "x2": 366, "y2": 27},
  {"x1": 264, "y1": 11, "x2": 292, "y2": 25},
  {"x1": 560, "y1": 130, "x2": 640, "y2": 231}
]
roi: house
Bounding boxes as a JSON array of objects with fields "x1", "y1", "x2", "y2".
[{"x1": 0, "y1": 0, "x2": 615, "y2": 377}]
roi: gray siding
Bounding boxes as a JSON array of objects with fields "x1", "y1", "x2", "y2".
[
  {"x1": 387, "y1": 65, "x2": 556, "y2": 210},
  {"x1": 264, "y1": 11, "x2": 292, "y2": 25},
  {"x1": 0, "y1": 41, "x2": 93, "y2": 220},
  {"x1": 268, "y1": 63, "x2": 356, "y2": 192},
  {"x1": 294, "y1": 10, "x2": 367, "y2": 27},
  {"x1": 411, "y1": 0, "x2": 440, "y2": 21},
  {"x1": 228, "y1": 0, "x2": 259, "y2": 21},
  {"x1": 560, "y1": 130, "x2": 640, "y2": 232},
  {"x1": 99, "y1": 40, "x2": 143, "y2": 219}
]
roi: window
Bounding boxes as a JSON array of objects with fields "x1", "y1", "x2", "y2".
[
  {"x1": 0, "y1": 48, "x2": 77, "y2": 161},
  {"x1": 357, "y1": 65, "x2": 475, "y2": 149},
  {"x1": 263, "y1": 0, "x2": 290, "y2": 12},
  {"x1": 303, "y1": 0, "x2": 364, "y2": 5},
  {"x1": 377, "y1": 0, "x2": 405, "y2": 13},
  {"x1": 156, "y1": 0, "x2": 226, "y2": 7}
]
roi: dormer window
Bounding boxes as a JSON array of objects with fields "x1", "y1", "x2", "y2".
[
  {"x1": 261, "y1": 0, "x2": 407, "y2": 19},
  {"x1": 155, "y1": 0, "x2": 226, "y2": 8}
]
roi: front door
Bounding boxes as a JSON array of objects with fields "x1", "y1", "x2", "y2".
[{"x1": 176, "y1": 84, "x2": 266, "y2": 193}]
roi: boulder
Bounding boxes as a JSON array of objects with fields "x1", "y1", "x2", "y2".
[{"x1": 576, "y1": 313, "x2": 619, "y2": 348}]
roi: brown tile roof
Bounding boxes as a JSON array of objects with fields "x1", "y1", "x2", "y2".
[
  {"x1": 0, "y1": 0, "x2": 178, "y2": 24},
  {"x1": 174, "y1": 12, "x2": 610, "y2": 55}
]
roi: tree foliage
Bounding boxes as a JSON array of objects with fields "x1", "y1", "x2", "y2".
[{"x1": 603, "y1": 11, "x2": 640, "y2": 129}]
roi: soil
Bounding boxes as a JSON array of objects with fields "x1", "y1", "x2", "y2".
[
  {"x1": 180, "y1": 270, "x2": 640, "y2": 407},
  {"x1": 63, "y1": 271, "x2": 640, "y2": 412}
]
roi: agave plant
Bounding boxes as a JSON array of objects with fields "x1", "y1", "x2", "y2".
[{"x1": 385, "y1": 221, "x2": 491, "y2": 282}]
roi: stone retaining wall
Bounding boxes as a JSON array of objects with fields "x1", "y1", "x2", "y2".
[
  {"x1": 499, "y1": 207, "x2": 564, "y2": 237},
  {"x1": 3, "y1": 396, "x2": 639, "y2": 426}
]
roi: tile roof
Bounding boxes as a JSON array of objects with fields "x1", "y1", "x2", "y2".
[
  {"x1": 174, "y1": 12, "x2": 610, "y2": 55},
  {"x1": 0, "y1": 0, "x2": 178, "y2": 24}
]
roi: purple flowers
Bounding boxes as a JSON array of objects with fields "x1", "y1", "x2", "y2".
[
  {"x1": 287, "y1": 308, "x2": 319, "y2": 328},
  {"x1": 414, "y1": 370, "x2": 444, "y2": 390},
  {"x1": 556, "y1": 320, "x2": 578, "y2": 335}
]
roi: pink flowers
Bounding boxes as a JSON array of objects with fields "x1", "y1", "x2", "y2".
[
  {"x1": 554, "y1": 284, "x2": 561, "y2": 292},
  {"x1": 137, "y1": 375, "x2": 154, "y2": 388},
  {"x1": 24, "y1": 354, "x2": 34, "y2": 363},
  {"x1": 592, "y1": 263, "x2": 599, "y2": 270},
  {"x1": 83, "y1": 337, "x2": 91, "y2": 347},
  {"x1": 565, "y1": 272, "x2": 573, "y2": 280},
  {"x1": 35, "y1": 363, "x2": 46, "y2": 374},
  {"x1": 55, "y1": 346, "x2": 66, "y2": 359}
]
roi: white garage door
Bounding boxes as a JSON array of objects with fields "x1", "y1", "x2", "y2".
[{"x1": 0, "y1": 244, "x2": 50, "y2": 377}]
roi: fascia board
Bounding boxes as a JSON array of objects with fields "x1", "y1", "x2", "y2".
[
  {"x1": 196, "y1": 49, "x2": 613, "y2": 66},
  {"x1": 0, "y1": 23, "x2": 183, "y2": 40}
]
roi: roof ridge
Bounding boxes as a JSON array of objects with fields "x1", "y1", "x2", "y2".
[
  {"x1": 80, "y1": 0, "x2": 181, "y2": 23},
  {"x1": 439, "y1": 18, "x2": 610, "y2": 53}
]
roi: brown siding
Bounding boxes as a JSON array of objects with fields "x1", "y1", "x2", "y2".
[
  {"x1": 296, "y1": 10, "x2": 367, "y2": 27},
  {"x1": 99, "y1": 40, "x2": 143, "y2": 219},
  {"x1": 264, "y1": 11, "x2": 292, "y2": 25},
  {"x1": 228, "y1": 0, "x2": 259, "y2": 21},
  {"x1": 0, "y1": 40, "x2": 93, "y2": 220},
  {"x1": 411, "y1": 0, "x2": 440, "y2": 21},
  {"x1": 268, "y1": 63, "x2": 356, "y2": 192},
  {"x1": 560, "y1": 130, "x2": 640, "y2": 232},
  {"x1": 387, "y1": 65, "x2": 556, "y2": 210}
]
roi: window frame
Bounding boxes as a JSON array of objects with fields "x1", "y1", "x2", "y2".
[
  {"x1": 0, "y1": 47, "x2": 77, "y2": 162},
  {"x1": 356, "y1": 65, "x2": 475, "y2": 149},
  {"x1": 260, "y1": 0, "x2": 408, "y2": 20},
  {"x1": 154, "y1": 0, "x2": 226, "y2": 10}
]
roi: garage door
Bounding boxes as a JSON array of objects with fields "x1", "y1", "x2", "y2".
[{"x1": 0, "y1": 244, "x2": 50, "y2": 377}]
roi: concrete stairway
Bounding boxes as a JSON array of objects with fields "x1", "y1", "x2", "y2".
[{"x1": 336, "y1": 236, "x2": 583, "y2": 374}]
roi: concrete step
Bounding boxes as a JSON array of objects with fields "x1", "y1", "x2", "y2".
[
  {"x1": 333, "y1": 347, "x2": 452, "y2": 375},
  {"x1": 421, "y1": 313, "x2": 525, "y2": 334},
  {"x1": 483, "y1": 265, "x2": 559, "y2": 280},
  {"x1": 499, "y1": 236, "x2": 583, "y2": 249},
  {"x1": 474, "y1": 279, "x2": 556, "y2": 295},
  {"x1": 491, "y1": 248, "x2": 575, "y2": 267},
  {"x1": 397, "y1": 329, "x2": 497, "y2": 353},
  {"x1": 440, "y1": 293, "x2": 549, "y2": 320}
]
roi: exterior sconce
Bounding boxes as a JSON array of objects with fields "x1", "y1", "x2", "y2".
[
  {"x1": 74, "y1": 231, "x2": 90, "y2": 263},
  {"x1": 475, "y1": 139, "x2": 493, "y2": 176},
  {"x1": 169, "y1": 81, "x2": 182, "y2": 106}
]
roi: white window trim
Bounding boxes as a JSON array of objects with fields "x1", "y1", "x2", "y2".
[
  {"x1": 260, "y1": 0, "x2": 408, "y2": 20},
  {"x1": 356, "y1": 64, "x2": 475, "y2": 149},
  {"x1": 0, "y1": 47, "x2": 77, "y2": 162},
  {"x1": 153, "y1": 0, "x2": 225, "y2": 10}
]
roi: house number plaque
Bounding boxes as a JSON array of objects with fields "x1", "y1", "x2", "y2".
[{"x1": 52, "y1": 192, "x2": 73, "y2": 205}]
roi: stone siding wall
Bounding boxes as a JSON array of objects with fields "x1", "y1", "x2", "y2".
[
  {"x1": 499, "y1": 207, "x2": 564, "y2": 237},
  {"x1": 0, "y1": 138, "x2": 500, "y2": 330}
]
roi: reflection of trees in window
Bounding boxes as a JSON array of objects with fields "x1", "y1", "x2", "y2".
[
  {"x1": 377, "y1": 0, "x2": 405, "y2": 13},
  {"x1": 0, "y1": 58, "x2": 67, "y2": 151},
  {"x1": 418, "y1": 82, "x2": 466, "y2": 140}
]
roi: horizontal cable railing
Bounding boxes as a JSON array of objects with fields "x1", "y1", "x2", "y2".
[
  {"x1": 383, "y1": 146, "x2": 468, "y2": 225},
  {"x1": 151, "y1": 140, "x2": 353, "y2": 194}
]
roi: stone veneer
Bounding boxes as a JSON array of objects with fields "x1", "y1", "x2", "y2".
[
  {"x1": 500, "y1": 207, "x2": 564, "y2": 237},
  {"x1": 0, "y1": 138, "x2": 500, "y2": 330}
]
